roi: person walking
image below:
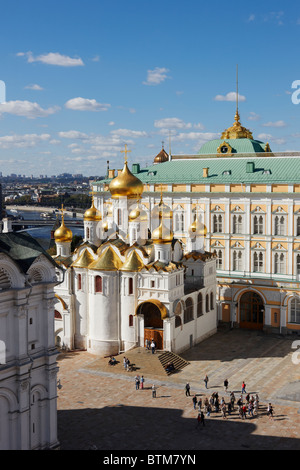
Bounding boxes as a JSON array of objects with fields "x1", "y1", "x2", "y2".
[
  {"x1": 151, "y1": 340, "x2": 155, "y2": 354},
  {"x1": 192, "y1": 394, "x2": 197, "y2": 410},
  {"x1": 230, "y1": 392, "x2": 235, "y2": 411},
  {"x1": 242, "y1": 381, "x2": 246, "y2": 394},
  {"x1": 224, "y1": 378, "x2": 229, "y2": 392},
  {"x1": 185, "y1": 382, "x2": 191, "y2": 397},
  {"x1": 140, "y1": 375, "x2": 145, "y2": 389},
  {"x1": 267, "y1": 403, "x2": 274, "y2": 420},
  {"x1": 152, "y1": 384, "x2": 156, "y2": 398},
  {"x1": 198, "y1": 397, "x2": 202, "y2": 411},
  {"x1": 204, "y1": 375, "x2": 209, "y2": 389},
  {"x1": 221, "y1": 403, "x2": 227, "y2": 419}
]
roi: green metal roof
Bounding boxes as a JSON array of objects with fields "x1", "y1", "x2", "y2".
[
  {"x1": 0, "y1": 231, "x2": 58, "y2": 274},
  {"x1": 198, "y1": 138, "x2": 266, "y2": 154},
  {"x1": 101, "y1": 155, "x2": 300, "y2": 186}
]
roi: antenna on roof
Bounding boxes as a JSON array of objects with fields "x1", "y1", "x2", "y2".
[{"x1": 236, "y1": 64, "x2": 239, "y2": 114}]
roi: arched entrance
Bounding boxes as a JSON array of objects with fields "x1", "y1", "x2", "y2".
[
  {"x1": 239, "y1": 291, "x2": 264, "y2": 330},
  {"x1": 136, "y1": 300, "x2": 167, "y2": 350}
]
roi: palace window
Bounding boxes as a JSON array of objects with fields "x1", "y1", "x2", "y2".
[
  {"x1": 274, "y1": 215, "x2": 286, "y2": 236},
  {"x1": 232, "y1": 250, "x2": 243, "y2": 271},
  {"x1": 86, "y1": 227, "x2": 90, "y2": 239},
  {"x1": 297, "y1": 217, "x2": 300, "y2": 236},
  {"x1": 253, "y1": 251, "x2": 264, "y2": 273},
  {"x1": 197, "y1": 293, "x2": 203, "y2": 317},
  {"x1": 214, "y1": 249, "x2": 223, "y2": 269},
  {"x1": 77, "y1": 274, "x2": 82, "y2": 290},
  {"x1": 210, "y1": 292, "x2": 214, "y2": 310},
  {"x1": 174, "y1": 211, "x2": 185, "y2": 232},
  {"x1": 213, "y1": 214, "x2": 223, "y2": 233},
  {"x1": 95, "y1": 275, "x2": 102, "y2": 293},
  {"x1": 129, "y1": 315, "x2": 134, "y2": 327},
  {"x1": 233, "y1": 214, "x2": 243, "y2": 234},
  {"x1": 253, "y1": 215, "x2": 264, "y2": 235},
  {"x1": 206, "y1": 294, "x2": 210, "y2": 313},
  {"x1": 184, "y1": 297, "x2": 194, "y2": 323},
  {"x1": 274, "y1": 253, "x2": 286, "y2": 275},
  {"x1": 289, "y1": 297, "x2": 300, "y2": 324},
  {"x1": 297, "y1": 254, "x2": 300, "y2": 275}
]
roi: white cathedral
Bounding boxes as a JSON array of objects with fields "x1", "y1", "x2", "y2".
[{"x1": 53, "y1": 150, "x2": 217, "y2": 357}]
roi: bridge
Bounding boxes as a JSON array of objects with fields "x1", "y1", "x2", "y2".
[{"x1": 11, "y1": 219, "x2": 84, "y2": 228}]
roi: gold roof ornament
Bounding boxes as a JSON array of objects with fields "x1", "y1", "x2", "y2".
[
  {"x1": 54, "y1": 205, "x2": 73, "y2": 243},
  {"x1": 71, "y1": 248, "x2": 95, "y2": 268},
  {"x1": 109, "y1": 145, "x2": 144, "y2": 199},
  {"x1": 128, "y1": 198, "x2": 148, "y2": 222},
  {"x1": 188, "y1": 217, "x2": 207, "y2": 238},
  {"x1": 89, "y1": 246, "x2": 122, "y2": 271},
  {"x1": 84, "y1": 191, "x2": 102, "y2": 221},
  {"x1": 221, "y1": 65, "x2": 253, "y2": 140},
  {"x1": 152, "y1": 184, "x2": 173, "y2": 220},
  {"x1": 120, "y1": 249, "x2": 145, "y2": 272},
  {"x1": 153, "y1": 142, "x2": 169, "y2": 164},
  {"x1": 152, "y1": 220, "x2": 173, "y2": 244}
]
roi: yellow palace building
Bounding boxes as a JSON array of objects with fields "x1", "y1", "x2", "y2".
[{"x1": 94, "y1": 110, "x2": 300, "y2": 335}]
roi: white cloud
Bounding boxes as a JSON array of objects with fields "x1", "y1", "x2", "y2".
[
  {"x1": 262, "y1": 120, "x2": 286, "y2": 127},
  {"x1": 18, "y1": 51, "x2": 84, "y2": 67},
  {"x1": 0, "y1": 100, "x2": 59, "y2": 119},
  {"x1": 214, "y1": 92, "x2": 246, "y2": 102},
  {"x1": 58, "y1": 130, "x2": 89, "y2": 139},
  {"x1": 154, "y1": 117, "x2": 204, "y2": 130},
  {"x1": 248, "y1": 112, "x2": 260, "y2": 121},
  {"x1": 110, "y1": 128, "x2": 148, "y2": 138},
  {"x1": 0, "y1": 133, "x2": 50, "y2": 148},
  {"x1": 65, "y1": 97, "x2": 111, "y2": 111},
  {"x1": 143, "y1": 67, "x2": 170, "y2": 86},
  {"x1": 24, "y1": 84, "x2": 44, "y2": 91},
  {"x1": 108, "y1": 121, "x2": 115, "y2": 126},
  {"x1": 257, "y1": 133, "x2": 286, "y2": 145},
  {"x1": 247, "y1": 14, "x2": 255, "y2": 22},
  {"x1": 173, "y1": 132, "x2": 220, "y2": 142}
]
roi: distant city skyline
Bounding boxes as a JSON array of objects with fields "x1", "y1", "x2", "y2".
[{"x1": 0, "y1": 0, "x2": 299, "y2": 175}]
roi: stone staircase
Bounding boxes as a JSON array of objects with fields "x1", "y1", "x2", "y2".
[{"x1": 158, "y1": 351, "x2": 190, "y2": 375}]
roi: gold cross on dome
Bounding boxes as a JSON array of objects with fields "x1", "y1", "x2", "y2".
[
  {"x1": 59, "y1": 204, "x2": 65, "y2": 221},
  {"x1": 121, "y1": 144, "x2": 131, "y2": 163}
]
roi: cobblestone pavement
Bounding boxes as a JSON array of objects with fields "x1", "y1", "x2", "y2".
[{"x1": 56, "y1": 329, "x2": 300, "y2": 451}]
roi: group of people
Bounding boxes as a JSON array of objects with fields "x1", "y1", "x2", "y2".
[
  {"x1": 123, "y1": 356, "x2": 132, "y2": 371},
  {"x1": 191, "y1": 376, "x2": 275, "y2": 423},
  {"x1": 134, "y1": 374, "x2": 145, "y2": 390}
]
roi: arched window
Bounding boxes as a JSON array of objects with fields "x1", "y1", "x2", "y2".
[
  {"x1": 206, "y1": 294, "x2": 209, "y2": 312},
  {"x1": 197, "y1": 293, "x2": 203, "y2": 317},
  {"x1": 118, "y1": 209, "x2": 122, "y2": 226},
  {"x1": 128, "y1": 277, "x2": 133, "y2": 295},
  {"x1": 129, "y1": 314, "x2": 134, "y2": 327},
  {"x1": 233, "y1": 250, "x2": 243, "y2": 271},
  {"x1": 233, "y1": 214, "x2": 243, "y2": 234},
  {"x1": 210, "y1": 291, "x2": 214, "y2": 310},
  {"x1": 275, "y1": 215, "x2": 285, "y2": 236},
  {"x1": 184, "y1": 297, "x2": 194, "y2": 323},
  {"x1": 77, "y1": 274, "x2": 82, "y2": 290},
  {"x1": 274, "y1": 253, "x2": 285, "y2": 274},
  {"x1": 214, "y1": 249, "x2": 223, "y2": 269},
  {"x1": 175, "y1": 316, "x2": 182, "y2": 328},
  {"x1": 175, "y1": 211, "x2": 184, "y2": 232},
  {"x1": 95, "y1": 275, "x2": 102, "y2": 293},
  {"x1": 213, "y1": 214, "x2": 223, "y2": 233},
  {"x1": 297, "y1": 254, "x2": 300, "y2": 275},
  {"x1": 253, "y1": 215, "x2": 264, "y2": 234},
  {"x1": 297, "y1": 217, "x2": 300, "y2": 236},
  {"x1": 290, "y1": 297, "x2": 300, "y2": 324},
  {"x1": 253, "y1": 251, "x2": 264, "y2": 272},
  {"x1": 86, "y1": 227, "x2": 90, "y2": 239},
  {"x1": 54, "y1": 310, "x2": 62, "y2": 319}
]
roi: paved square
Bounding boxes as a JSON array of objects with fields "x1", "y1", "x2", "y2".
[{"x1": 57, "y1": 329, "x2": 300, "y2": 450}]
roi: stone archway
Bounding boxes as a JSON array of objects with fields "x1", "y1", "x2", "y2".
[
  {"x1": 136, "y1": 300, "x2": 167, "y2": 350},
  {"x1": 239, "y1": 291, "x2": 264, "y2": 330}
]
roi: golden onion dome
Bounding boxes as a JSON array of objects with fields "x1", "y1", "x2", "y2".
[
  {"x1": 54, "y1": 217, "x2": 73, "y2": 243},
  {"x1": 84, "y1": 199, "x2": 102, "y2": 221},
  {"x1": 128, "y1": 204, "x2": 148, "y2": 222},
  {"x1": 102, "y1": 220, "x2": 108, "y2": 232},
  {"x1": 152, "y1": 220, "x2": 173, "y2": 244},
  {"x1": 109, "y1": 161, "x2": 144, "y2": 199},
  {"x1": 221, "y1": 110, "x2": 253, "y2": 140},
  {"x1": 153, "y1": 147, "x2": 169, "y2": 164},
  {"x1": 188, "y1": 218, "x2": 207, "y2": 237},
  {"x1": 152, "y1": 201, "x2": 173, "y2": 220}
]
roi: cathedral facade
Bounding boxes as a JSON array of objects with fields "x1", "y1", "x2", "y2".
[{"x1": 53, "y1": 153, "x2": 217, "y2": 356}]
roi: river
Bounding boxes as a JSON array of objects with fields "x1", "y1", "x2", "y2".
[{"x1": 6, "y1": 207, "x2": 84, "y2": 250}]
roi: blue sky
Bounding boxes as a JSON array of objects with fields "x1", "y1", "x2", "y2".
[{"x1": 0, "y1": 0, "x2": 300, "y2": 176}]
